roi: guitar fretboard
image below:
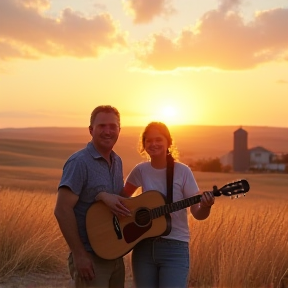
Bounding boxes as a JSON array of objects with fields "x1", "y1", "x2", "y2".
[{"x1": 150, "y1": 195, "x2": 202, "y2": 219}]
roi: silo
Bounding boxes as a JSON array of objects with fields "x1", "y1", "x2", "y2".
[{"x1": 233, "y1": 127, "x2": 250, "y2": 172}]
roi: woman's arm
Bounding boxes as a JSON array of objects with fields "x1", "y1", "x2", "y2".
[
  {"x1": 121, "y1": 182, "x2": 138, "y2": 197},
  {"x1": 190, "y1": 191, "x2": 215, "y2": 220}
]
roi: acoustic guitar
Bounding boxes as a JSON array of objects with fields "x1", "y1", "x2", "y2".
[{"x1": 86, "y1": 179, "x2": 250, "y2": 260}]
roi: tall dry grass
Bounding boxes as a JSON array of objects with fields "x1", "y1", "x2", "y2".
[
  {"x1": 188, "y1": 201, "x2": 288, "y2": 288},
  {"x1": 0, "y1": 188, "x2": 67, "y2": 282},
  {"x1": 0, "y1": 172, "x2": 288, "y2": 287}
]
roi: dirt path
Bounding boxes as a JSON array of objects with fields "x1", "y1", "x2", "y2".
[{"x1": 0, "y1": 272, "x2": 133, "y2": 288}]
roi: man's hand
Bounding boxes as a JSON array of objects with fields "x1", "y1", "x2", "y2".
[
  {"x1": 73, "y1": 251, "x2": 95, "y2": 281},
  {"x1": 96, "y1": 192, "x2": 131, "y2": 217}
]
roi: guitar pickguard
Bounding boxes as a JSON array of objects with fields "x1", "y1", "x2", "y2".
[
  {"x1": 123, "y1": 222, "x2": 152, "y2": 243},
  {"x1": 113, "y1": 215, "x2": 122, "y2": 239}
]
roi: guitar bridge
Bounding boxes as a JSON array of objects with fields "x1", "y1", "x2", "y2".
[{"x1": 113, "y1": 215, "x2": 122, "y2": 239}]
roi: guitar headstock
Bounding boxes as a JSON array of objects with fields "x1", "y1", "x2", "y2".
[{"x1": 213, "y1": 179, "x2": 250, "y2": 197}]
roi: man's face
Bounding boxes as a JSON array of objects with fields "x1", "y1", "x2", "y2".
[{"x1": 89, "y1": 112, "x2": 120, "y2": 153}]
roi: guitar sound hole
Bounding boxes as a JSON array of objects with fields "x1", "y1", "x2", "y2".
[{"x1": 135, "y1": 208, "x2": 151, "y2": 227}]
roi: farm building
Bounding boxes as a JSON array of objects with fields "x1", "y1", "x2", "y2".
[{"x1": 220, "y1": 127, "x2": 286, "y2": 172}]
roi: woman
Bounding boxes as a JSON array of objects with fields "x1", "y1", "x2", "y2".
[{"x1": 122, "y1": 121, "x2": 215, "y2": 288}]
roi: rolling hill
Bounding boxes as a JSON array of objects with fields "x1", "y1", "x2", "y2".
[{"x1": 0, "y1": 125, "x2": 287, "y2": 177}]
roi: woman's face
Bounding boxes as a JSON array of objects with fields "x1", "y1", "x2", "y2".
[{"x1": 143, "y1": 127, "x2": 169, "y2": 159}]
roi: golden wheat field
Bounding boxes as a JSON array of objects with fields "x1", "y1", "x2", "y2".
[{"x1": 0, "y1": 126, "x2": 288, "y2": 288}]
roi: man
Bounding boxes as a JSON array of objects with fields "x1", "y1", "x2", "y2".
[{"x1": 54, "y1": 105, "x2": 126, "y2": 288}]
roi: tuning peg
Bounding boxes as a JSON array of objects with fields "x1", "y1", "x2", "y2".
[{"x1": 231, "y1": 193, "x2": 246, "y2": 200}]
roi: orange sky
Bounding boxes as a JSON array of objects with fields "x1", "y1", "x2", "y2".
[{"x1": 0, "y1": 0, "x2": 288, "y2": 128}]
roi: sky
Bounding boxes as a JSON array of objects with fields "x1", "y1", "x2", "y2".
[{"x1": 0, "y1": 0, "x2": 288, "y2": 128}]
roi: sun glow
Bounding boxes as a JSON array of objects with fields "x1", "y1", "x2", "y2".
[
  {"x1": 140, "y1": 86, "x2": 201, "y2": 127},
  {"x1": 161, "y1": 105, "x2": 177, "y2": 118},
  {"x1": 155, "y1": 105, "x2": 181, "y2": 125}
]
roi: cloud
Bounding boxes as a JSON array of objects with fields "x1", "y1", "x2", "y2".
[
  {"x1": 134, "y1": 5, "x2": 288, "y2": 70},
  {"x1": 20, "y1": 0, "x2": 51, "y2": 11},
  {"x1": 0, "y1": 42, "x2": 37, "y2": 60},
  {"x1": 123, "y1": 0, "x2": 176, "y2": 24},
  {"x1": 0, "y1": 109, "x2": 89, "y2": 128},
  {"x1": 0, "y1": 109, "x2": 76, "y2": 118},
  {"x1": 276, "y1": 79, "x2": 288, "y2": 84},
  {"x1": 218, "y1": 0, "x2": 242, "y2": 13},
  {"x1": 0, "y1": 0, "x2": 127, "y2": 60}
]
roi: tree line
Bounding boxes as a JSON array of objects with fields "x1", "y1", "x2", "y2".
[{"x1": 188, "y1": 154, "x2": 288, "y2": 173}]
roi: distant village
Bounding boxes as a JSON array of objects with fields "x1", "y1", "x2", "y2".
[{"x1": 220, "y1": 127, "x2": 288, "y2": 173}]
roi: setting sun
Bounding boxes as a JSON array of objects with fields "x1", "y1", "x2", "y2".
[
  {"x1": 147, "y1": 95, "x2": 200, "y2": 126},
  {"x1": 151, "y1": 105, "x2": 182, "y2": 126},
  {"x1": 160, "y1": 105, "x2": 178, "y2": 120}
]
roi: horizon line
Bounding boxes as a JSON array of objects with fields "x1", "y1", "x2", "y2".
[{"x1": 1, "y1": 124, "x2": 288, "y2": 130}]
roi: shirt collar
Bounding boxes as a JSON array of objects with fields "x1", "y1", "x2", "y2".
[{"x1": 87, "y1": 141, "x2": 116, "y2": 160}]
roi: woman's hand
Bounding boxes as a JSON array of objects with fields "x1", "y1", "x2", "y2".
[{"x1": 199, "y1": 191, "x2": 215, "y2": 208}]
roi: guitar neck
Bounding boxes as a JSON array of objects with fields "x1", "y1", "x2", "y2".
[
  {"x1": 149, "y1": 179, "x2": 249, "y2": 220},
  {"x1": 150, "y1": 194, "x2": 202, "y2": 219}
]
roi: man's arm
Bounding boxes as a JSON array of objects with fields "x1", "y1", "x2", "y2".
[
  {"x1": 54, "y1": 187, "x2": 94, "y2": 280},
  {"x1": 54, "y1": 187, "x2": 84, "y2": 253},
  {"x1": 93, "y1": 182, "x2": 138, "y2": 217},
  {"x1": 95, "y1": 191, "x2": 131, "y2": 217}
]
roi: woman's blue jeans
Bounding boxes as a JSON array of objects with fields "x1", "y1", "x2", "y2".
[{"x1": 132, "y1": 237, "x2": 190, "y2": 288}]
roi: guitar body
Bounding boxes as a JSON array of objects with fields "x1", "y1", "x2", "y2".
[
  {"x1": 86, "y1": 179, "x2": 250, "y2": 260},
  {"x1": 86, "y1": 190, "x2": 171, "y2": 260}
]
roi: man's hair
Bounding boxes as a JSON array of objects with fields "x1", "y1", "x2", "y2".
[{"x1": 90, "y1": 105, "x2": 121, "y2": 126}]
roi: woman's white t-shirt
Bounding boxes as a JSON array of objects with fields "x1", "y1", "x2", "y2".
[{"x1": 125, "y1": 161, "x2": 199, "y2": 243}]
